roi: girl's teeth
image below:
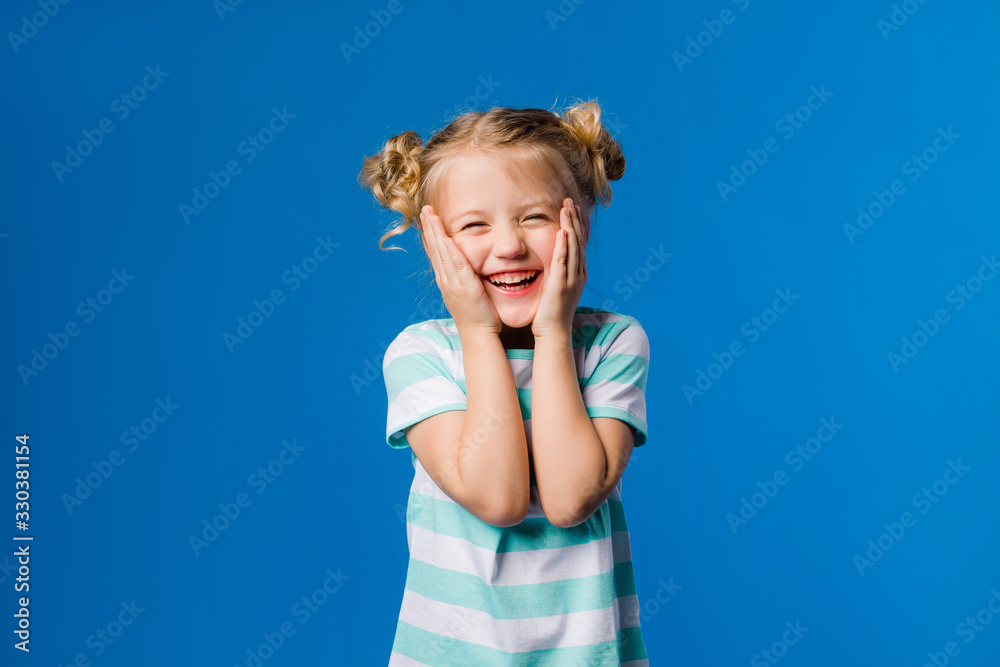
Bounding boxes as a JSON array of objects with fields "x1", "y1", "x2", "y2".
[
  {"x1": 489, "y1": 271, "x2": 537, "y2": 285},
  {"x1": 491, "y1": 273, "x2": 537, "y2": 290}
]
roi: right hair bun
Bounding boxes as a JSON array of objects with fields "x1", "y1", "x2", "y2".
[{"x1": 560, "y1": 101, "x2": 626, "y2": 207}]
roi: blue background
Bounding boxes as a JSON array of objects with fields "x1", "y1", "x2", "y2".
[{"x1": 2, "y1": 0, "x2": 999, "y2": 665}]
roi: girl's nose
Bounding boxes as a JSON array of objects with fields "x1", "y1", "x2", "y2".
[{"x1": 492, "y1": 225, "x2": 527, "y2": 258}]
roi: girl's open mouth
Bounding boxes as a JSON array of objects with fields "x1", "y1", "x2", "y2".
[{"x1": 485, "y1": 270, "x2": 540, "y2": 295}]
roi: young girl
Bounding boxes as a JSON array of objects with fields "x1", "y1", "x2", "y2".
[{"x1": 360, "y1": 99, "x2": 651, "y2": 666}]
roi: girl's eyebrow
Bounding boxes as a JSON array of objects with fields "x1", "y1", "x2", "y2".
[{"x1": 452, "y1": 209, "x2": 490, "y2": 222}]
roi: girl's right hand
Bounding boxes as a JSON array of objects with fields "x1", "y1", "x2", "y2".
[{"x1": 420, "y1": 205, "x2": 502, "y2": 337}]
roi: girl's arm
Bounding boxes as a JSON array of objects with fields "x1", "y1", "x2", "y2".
[
  {"x1": 405, "y1": 329, "x2": 531, "y2": 528},
  {"x1": 530, "y1": 335, "x2": 635, "y2": 528}
]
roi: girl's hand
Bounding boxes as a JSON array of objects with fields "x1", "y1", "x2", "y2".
[
  {"x1": 420, "y1": 205, "x2": 502, "y2": 337},
  {"x1": 531, "y1": 198, "x2": 587, "y2": 341}
]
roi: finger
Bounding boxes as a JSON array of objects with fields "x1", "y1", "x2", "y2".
[
  {"x1": 551, "y1": 228, "x2": 568, "y2": 284},
  {"x1": 424, "y1": 208, "x2": 455, "y2": 286},
  {"x1": 442, "y1": 232, "x2": 469, "y2": 279},
  {"x1": 571, "y1": 203, "x2": 584, "y2": 250},
  {"x1": 573, "y1": 205, "x2": 587, "y2": 248},
  {"x1": 429, "y1": 212, "x2": 458, "y2": 284},
  {"x1": 420, "y1": 208, "x2": 437, "y2": 264},
  {"x1": 573, "y1": 204, "x2": 586, "y2": 276},
  {"x1": 564, "y1": 205, "x2": 577, "y2": 279},
  {"x1": 421, "y1": 208, "x2": 446, "y2": 281}
]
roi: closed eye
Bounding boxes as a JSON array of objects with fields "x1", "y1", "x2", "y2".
[{"x1": 461, "y1": 215, "x2": 549, "y2": 230}]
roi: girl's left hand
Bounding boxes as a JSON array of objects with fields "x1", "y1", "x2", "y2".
[{"x1": 531, "y1": 198, "x2": 587, "y2": 341}]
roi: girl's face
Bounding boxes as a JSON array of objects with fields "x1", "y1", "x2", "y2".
[{"x1": 430, "y1": 151, "x2": 585, "y2": 339}]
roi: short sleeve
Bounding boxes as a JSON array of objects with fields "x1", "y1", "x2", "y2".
[
  {"x1": 580, "y1": 317, "x2": 650, "y2": 447},
  {"x1": 383, "y1": 325, "x2": 468, "y2": 449}
]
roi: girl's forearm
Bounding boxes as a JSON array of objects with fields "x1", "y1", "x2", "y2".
[
  {"x1": 456, "y1": 331, "x2": 531, "y2": 524},
  {"x1": 530, "y1": 333, "x2": 609, "y2": 527}
]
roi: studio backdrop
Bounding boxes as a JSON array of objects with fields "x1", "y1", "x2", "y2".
[{"x1": 2, "y1": 1, "x2": 998, "y2": 665}]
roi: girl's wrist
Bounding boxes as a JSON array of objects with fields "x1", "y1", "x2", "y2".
[
  {"x1": 532, "y1": 327, "x2": 573, "y2": 350},
  {"x1": 457, "y1": 325, "x2": 502, "y2": 345}
]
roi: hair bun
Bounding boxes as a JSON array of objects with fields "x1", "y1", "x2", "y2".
[
  {"x1": 358, "y1": 130, "x2": 425, "y2": 249},
  {"x1": 560, "y1": 101, "x2": 626, "y2": 206}
]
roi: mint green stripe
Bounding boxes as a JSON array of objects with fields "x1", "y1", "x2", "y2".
[
  {"x1": 619, "y1": 626, "x2": 649, "y2": 662},
  {"x1": 585, "y1": 353, "x2": 648, "y2": 391},
  {"x1": 608, "y1": 496, "x2": 628, "y2": 533},
  {"x1": 393, "y1": 620, "x2": 624, "y2": 666},
  {"x1": 408, "y1": 495, "x2": 610, "y2": 552},
  {"x1": 385, "y1": 352, "x2": 458, "y2": 405},
  {"x1": 613, "y1": 560, "x2": 637, "y2": 597},
  {"x1": 404, "y1": 322, "x2": 457, "y2": 345},
  {"x1": 405, "y1": 321, "x2": 463, "y2": 351},
  {"x1": 404, "y1": 559, "x2": 615, "y2": 619},
  {"x1": 589, "y1": 315, "x2": 630, "y2": 350}
]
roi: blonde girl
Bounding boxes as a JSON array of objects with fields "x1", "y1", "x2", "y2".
[{"x1": 360, "y1": 99, "x2": 651, "y2": 666}]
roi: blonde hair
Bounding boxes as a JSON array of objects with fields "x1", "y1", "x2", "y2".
[{"x1": 358, "y1": 98, "x2": 626, "y2": 251}]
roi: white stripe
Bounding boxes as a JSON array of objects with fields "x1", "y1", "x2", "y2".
[
  {"x1": 577, "y1": 310, "x2": 625, "y2": 331},
  {"x1": 387, "y1": 377, "x2": 466, "y2": 432},
  {"x1": 614, "y1": 593, "x2": 642, "y2": 630},
  {"x1": 415, "y1": 319, "x2": 459, "y2": 337},
  {"x1": 600, "y1": 322, "x2": 649, "y2": 359},
  {"x1": 407, "y1": 523, "x2": 614, "y2": 586},
  {"x1": 388, "y1": 652, "x2": 434, "y2": 667},
  {"x1": 578, "y1": 343, "x2": 602, "y2": 381},
  {"x1": 506, "y1": 357, "x2": 534, "y2": 387},
  {"x1": 382, "y1": 329, "x2": 430, "y2": 367},
  {"x1": 382, "y1": 324, "x2": 463, "y2": 375},
  {"x1": 582, "y1": 378, "x2": 647, "y2": 422},
  {"x1": 397, "y1": 588, "x2": 618, "y2": 652}
]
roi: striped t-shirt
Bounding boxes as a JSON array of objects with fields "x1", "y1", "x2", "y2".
[{"x1": 383, "y1": 307, "x2": 650, "y2": 666}]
